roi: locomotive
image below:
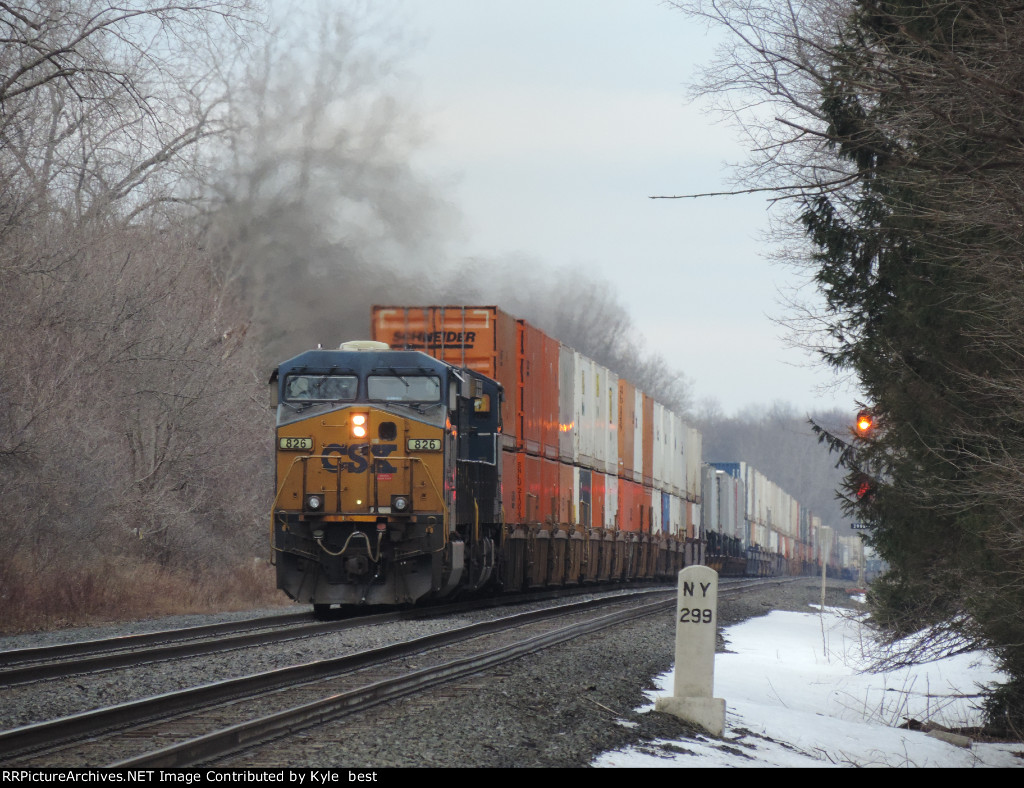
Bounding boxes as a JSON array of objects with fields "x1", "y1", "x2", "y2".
[
  {"x1": 270, "y1": 340, "x2": 504, "y2": 613},
  {"x1": 270, "y1": 306, "x2": 854, "y2": 616}
]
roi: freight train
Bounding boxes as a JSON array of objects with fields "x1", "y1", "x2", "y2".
[{"x1": 270, "y1": 306, "x2": 858, "y2": 615}]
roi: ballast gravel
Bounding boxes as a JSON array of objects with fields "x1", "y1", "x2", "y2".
[{"x1": 0, "y1": 580, "x2": 863, "y2": 768}]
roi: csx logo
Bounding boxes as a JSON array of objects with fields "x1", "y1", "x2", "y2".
[{"x1": 321, "y1": 443, "x2": 398, "y2": 474}]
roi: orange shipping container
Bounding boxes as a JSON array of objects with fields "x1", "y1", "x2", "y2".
[
  {"x1": 591, "y1": 471, "x2": 606, "y2": 530},
  {"x1": 617, "y1": 478, "x2": 647, "y2": 533},
  {"x1": 372, "y1": 306, "x2": 520, "y2": 447},
  {"x1": 521, "y1": 322, "x2": 560, "y2": 460},
  {"x1": 523, "y1": 454, "x2": 543, "y2": 523},
  {"x1": 502, "y1": 451, "x2": 522, "y2": 523},
  {"x1": 542, "y1": 457, "x2": 559, "y2": 524},
  {"x1": 558, "y1": 461, "x2": 575, "y2": 524},
  {"x1": 641, "y1": 393, "x2": 654, "y2": 487},
  {"x1": 618, "y1": 380, "x2": 636, "y2": 482},
  {"x1": 542, "y1": 334, "x2": 560, "y2": 459},
  {"x1": 522, "y1": 454, "x2": 560, "y2": 524}
]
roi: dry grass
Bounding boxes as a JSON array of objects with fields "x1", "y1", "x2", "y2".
[{"x1": 0, "y1": 557, "x2": 290, "y2": 634}]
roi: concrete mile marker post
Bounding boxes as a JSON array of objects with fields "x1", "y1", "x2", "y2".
[{"x1": 655, "y1": 565, "x2": 726, "y2": 736}]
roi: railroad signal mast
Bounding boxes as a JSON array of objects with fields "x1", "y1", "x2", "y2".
[
  {"x1": 852, "y1": 408, "x2": 879, "y2": 503},
  {"x1": 855, "y1": 409, "x2": 874, "y2": 437},
  {"x1": 849, "y1": 407, "x2": 879, "y2": 589}
]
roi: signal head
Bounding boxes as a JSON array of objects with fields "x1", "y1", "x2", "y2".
[{"x1": 855, "y1": 409, "x2": 874, "y2": 436}]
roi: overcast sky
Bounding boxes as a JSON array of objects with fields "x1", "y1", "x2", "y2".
[{"x1": 395, "y1": 0, "x2": 861, "y2": 416}]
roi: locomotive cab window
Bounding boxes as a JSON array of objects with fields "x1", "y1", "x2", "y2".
[
  {"x1": 368, "y1": 374, "x2": 441, "y2": 403},
  {"x1": 284, "y1": 374, "x2": 357, "y2": 402}
]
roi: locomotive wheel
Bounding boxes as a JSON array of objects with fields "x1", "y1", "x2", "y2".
[{"x1": 312, "y1": 603, "x2": 334, "y2": 620}]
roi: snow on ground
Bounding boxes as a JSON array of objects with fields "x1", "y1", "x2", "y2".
[{"x1": 594, "y1": 607, "x2": 1024, "y2": 768}]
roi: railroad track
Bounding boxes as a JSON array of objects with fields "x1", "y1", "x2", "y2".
[
  {"x1": 0, "y1": 590, "x2": 675, "y2": 766},
  {"x1": 0, "y1": 611, "x2": 315, "y2": 685},
  {"x1": 0, "y1": 577, "x2": 793, "y2": 768},
  {"x1": 0, "y1": 584, "x2": 680, "y2": 686}
]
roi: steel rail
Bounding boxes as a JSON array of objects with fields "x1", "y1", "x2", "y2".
[
  {"x1": 112, "y1": 597, "x2": 679, "y2": 768},
  {"x1": 0, "y1": 612, "x2": 311, "y2": 669},
  {"x1": 0, "y1": 584, "x2": 676, "y2": 686},
  {"x1": 0, "y1": 613, "x2": 396, "y2": 685},
  {"x1": 0, "y1": 589, "x2": 676, "y2": 761},
  {"x1": 116, "y1": 579, "x2": 796, "y2": 767}
]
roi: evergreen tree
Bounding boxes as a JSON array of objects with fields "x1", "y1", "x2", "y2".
[{"x1": 675, "y1": 0, "x2": 1024, "y2": 731}]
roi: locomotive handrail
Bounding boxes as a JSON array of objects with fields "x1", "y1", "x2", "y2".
[
  {"x1": 269, "y1": 453, "x2": 450, "y2": 554},
  {"x1": 370, "y1": 454, "x2": 448, "y2": 538},
  {"x1": 270, "y1": 455, "x2": 312, "y2": 556}
]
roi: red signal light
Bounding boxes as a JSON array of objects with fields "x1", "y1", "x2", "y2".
[{"x1": 852, "y1": 473, "x2": 876, "y2": 503}]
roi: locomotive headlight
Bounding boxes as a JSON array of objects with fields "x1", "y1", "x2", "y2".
[
  {"x1": 306, "y1": 494, "x2": 323, "y2": 511},
  {"x1": 351, "y1": 413, "x2": 368, "y2": 438}
]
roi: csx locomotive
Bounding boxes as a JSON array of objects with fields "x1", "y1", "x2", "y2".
[{"x1": 270, "y1": 340, "x2": 505, "y2": 613}]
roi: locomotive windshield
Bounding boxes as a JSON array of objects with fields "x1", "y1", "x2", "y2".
[
  {"x1": 284, "y1": 374, "x2": 357, "y2": 402},
  {"x1": 368, "y1": 374, "x2": 441, "y2": 403}
]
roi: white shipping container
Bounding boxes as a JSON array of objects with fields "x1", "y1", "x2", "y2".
[
  {"x1": 686, "y1": 425, "x2": 702, "y2": 501},
  {"x1": 592, "y1": 361, "x2": 606, "y2": 470},
  {"x1": 713, "y1": 470, "x2": 732, "y2": 540},
  {"x1": 668, "y1": 413, "x2": 680, "y2": 496},
  {"x1": 680, "y1": 425, "x2": 691, "y2": 501},
  {"x1": 752, "y1": 470, "x2": 768, "y2": 530},
  {"x1": 651, "y1": 401, "x2": 663, "y2": 492},
  {"x1": 744, "y1": 466, "x2": 757, "y2": 530},
  {"x1": 732, "y1": 476, "x2": 746, "y2": 544},
  {"x1": 651, "y1": 487, "x2": 663, "y2": 534},
  {"x1": 671, "y1": 413, "x2": 685, "y2": 497},
  {"x1": 605, "y1": 473, "x2": 618, "y2": 529},
  {"x1": 665, "y1": 407, "x2": 676, "y2": 494},
  {"x1": 717, "y1": 473, "x2": 731, "y2": 538},
  {"x1": 576, "y1": 354, "x2": 596, "y2": 469},
  {"x1": 603, "y1": 369, "x2": 619, "y2": 476},
  {"x1": 654, "y1": 402, "x2": 674, "y2": 493},
  {"x1": 669, "y1": 493, "x2": 683, "y2": 537},
  {"x1": 701, "y1": 465, "x2": 717, "y2": 535},
  {"x1": 572, "y1": 465, "x2": 581, "y2": 526}
]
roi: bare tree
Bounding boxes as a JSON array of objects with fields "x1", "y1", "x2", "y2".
[
  {"x1": 0, "y1": 1, "x2": 268, "y2": 625},
  {"x1": 0, "y1": 1, "x2": 255, "y2": 223},
  {"x1": 202, "y1": 0, "x2": 452, "y2": 364}
]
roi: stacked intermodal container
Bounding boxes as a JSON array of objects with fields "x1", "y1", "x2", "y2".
[
  {"x1": 371, "y1": 305, "x2": 704, "y2": 578},
  {"x1": 707, "y1": 461, "x2": 821, "y2": 576}
]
